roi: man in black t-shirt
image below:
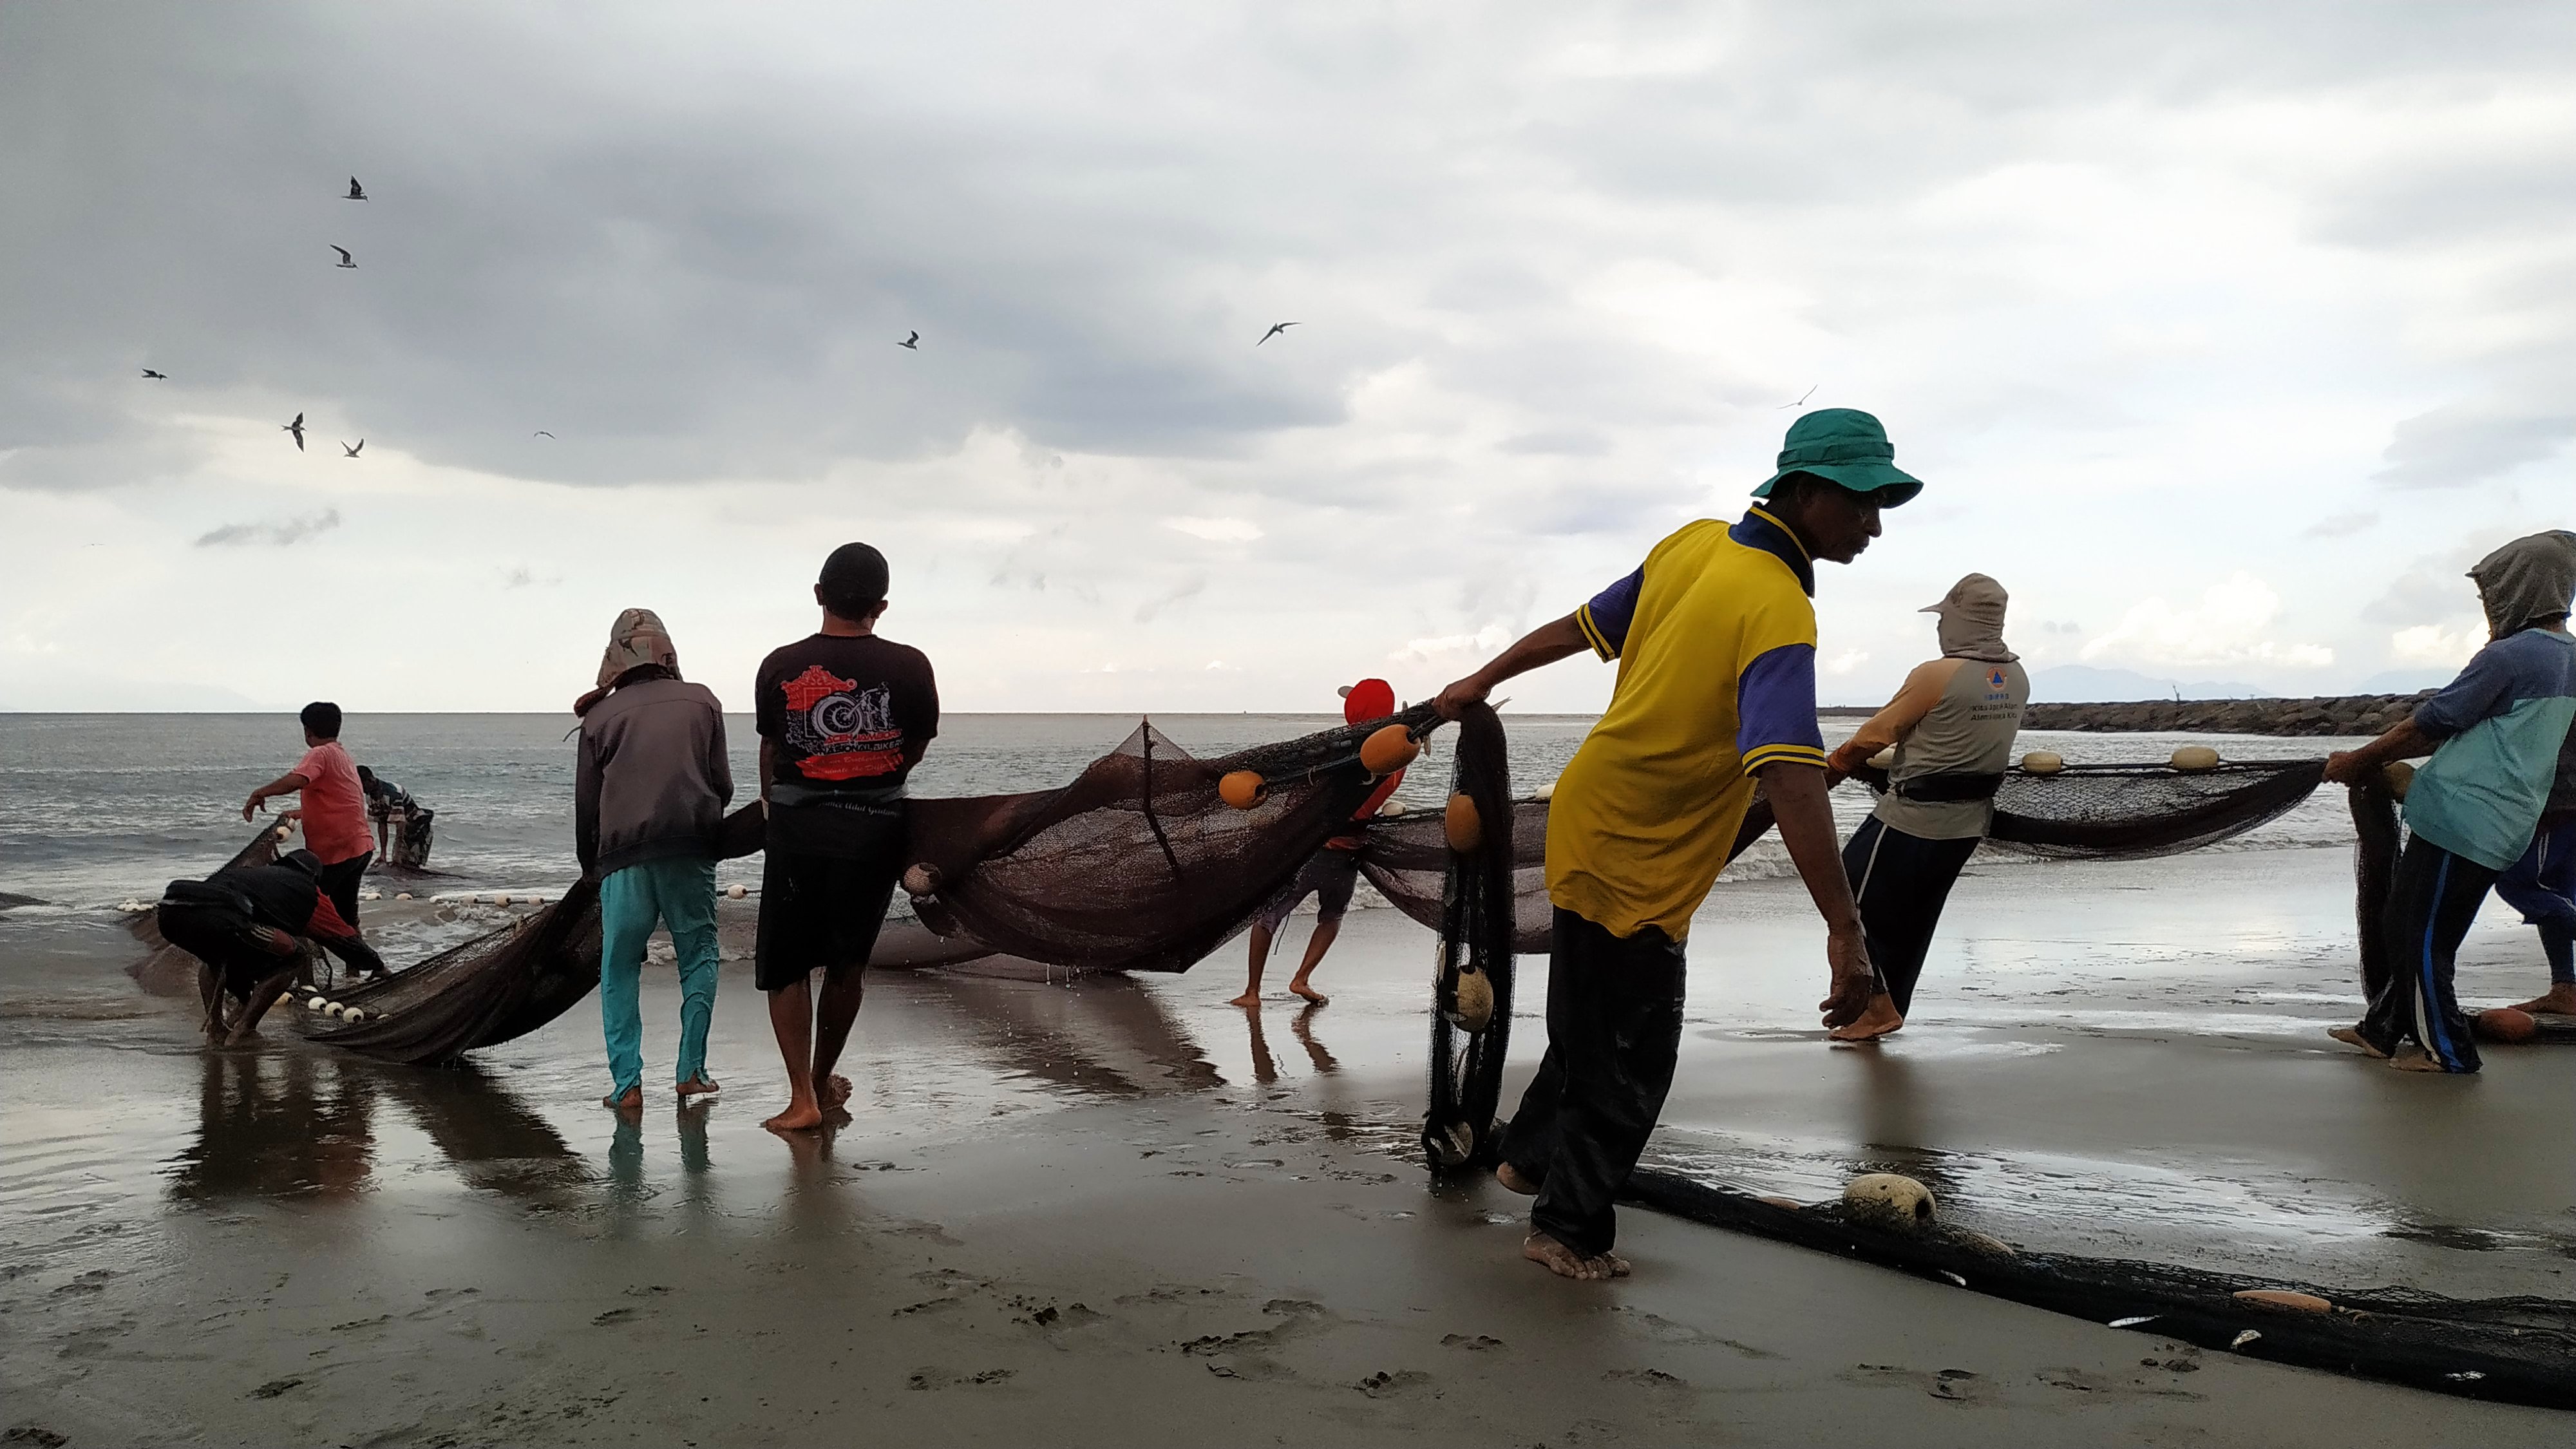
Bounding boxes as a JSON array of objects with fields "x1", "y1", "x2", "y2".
[{"x1": 752, "y1": 541, "x2": 939, "y2": 1133}]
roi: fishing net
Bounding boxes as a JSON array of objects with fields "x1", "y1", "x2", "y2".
[
  {"x1": 1852, "y1": 759, "x2": 2329, "y2": 859},
  {"x1": 1623, "y1": 1168, "x2": 2576, "y2": 1409},
  {"x1": 900, "y1": 706, "x2": 1444, "y2": 974},
  {"x1": 1419, "y1": 704, "x2": 1518, "y2": 1170},
  {"x1": 298, "y1": 877, "x2": 606, "y2": 1064}
]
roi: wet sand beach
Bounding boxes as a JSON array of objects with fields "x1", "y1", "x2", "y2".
[{"x1": 5, "y1": 840, "x2": 2573, "y2": 1445}]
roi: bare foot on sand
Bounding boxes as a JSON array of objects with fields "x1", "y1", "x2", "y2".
[
  {"x1": 2389, "y1": 1046, "x2": 2450, "y2": 1073},
  {"x1": 603, "y1": 1085, "x2": 643, "y2": 1112},
  {"x1": 1522, "y1": 1233, "x2": 1630, "y2": 1280},
  {"x1": 676, "y1": 1075, "x2": 721, "y2": 1098},
  {"x1": 1227, "y1": 991, "x2": 1262, "y2": 1008},
  {"x1": 2508, "y1": 985, "x2": 2576, "y2": 1017},
  {"x1": 1495, "y1": 1162, "x2": 1540, "y2": 1196},
  {"x1": 1827, "y1": 992, "x2": 1903, "y2": 1041},
  {"x1": 2326, "y1": 1025, "x2": 2388, "y2": 1059},
  {"x1": 764, "y1": 1101, "x2": 824, "y2": 1132},
  {"x1": 815, "y1": 1073, "x2": 852, "y2": 1107},
  {"x1": 1289, "y1": 981, "x2": 1329, "y2": 1005}
]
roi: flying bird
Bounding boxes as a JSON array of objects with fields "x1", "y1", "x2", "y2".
[
  {"x1": 140, "y1": 368, "x2": 167, "y2": 379},
  {"x1": 346, "y1": 176, "x2": 366, "y2": 200},
  {"x1": 899, "y1": 331, "x2": 920, "y2": 350},
  {"x1": 1777, "y1": 384, "x2": 1817, "y2": 410},
  {"x1": 1257, "y1": 322, "x2": 1298, "y2": 345},
  {"x1": 331, "y1": 245, "x2": 356, "y2": 269},
  {"x1": 283, "y1": 413, "x2": 305, "y2": 451},
  {"x1": 533, "y1": 430, "x2": 554, "y2": 438},
  {"x1": 343, "y1": 440, "x2": 363, "y2": 457}
]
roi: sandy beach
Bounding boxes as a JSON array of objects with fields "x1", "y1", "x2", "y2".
[{"x1": 6, "y1": 837, "x2": 2573, "y2": 1446}]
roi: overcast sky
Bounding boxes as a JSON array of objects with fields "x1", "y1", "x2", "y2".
[{"x1": 5, "y1": 2, "x2": 2571, "y2": 713}]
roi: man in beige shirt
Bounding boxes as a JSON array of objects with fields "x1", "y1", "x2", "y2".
[{"x1": 1824, "y1": 573, "x2": 2029, "y2": 1040}]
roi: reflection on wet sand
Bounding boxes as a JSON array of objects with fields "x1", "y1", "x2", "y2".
[
  {"x1": 891, "y1": 971, "x2": 1224, "y2": 1100},
  {"x1": 1243, "y1": 1002, "x2": 1340, "y2": 1085},
  {"x1": 168, "y1": 1050, "x2": 377, "y2": 1202},
  {"x1": 377, "y1": 1061, "x2": 579, "y2": 1184}
]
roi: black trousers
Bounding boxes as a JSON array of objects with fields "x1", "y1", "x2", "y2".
[
  {"x1": 317, "y1": 851, "x2": 372, "y2": 935},
  {"x1": 2358, "y1": 837, "x2": 2497, "y2": 1073},
  {"x1": 1497, "y1": 907, "x2": 1686, "y2": 1258},
  {"x1": 1842, "y1": 817, "x2": 1981, "y2": 1018}
]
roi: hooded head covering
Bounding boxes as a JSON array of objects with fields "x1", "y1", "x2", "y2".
[
  {"x1": 1922, "y1": 573, "x2": 2015, "y2": 663},
  {"x1": 2468, "y1": 531, "x2": 2576, "y2": 639},
  {"x1": 594, "y1": 607, "x2": 679, "y2": 689}
]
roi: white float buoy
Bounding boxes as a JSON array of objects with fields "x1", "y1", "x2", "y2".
[
  {"x1": 1376, "y1": 799, "x2": 1407, "y2": 817},
  {"x1": 1533, "y1": 780, "x2": 1555, "y2": 802},
  {"x1": 2170, "y1": 744, "x2": 2221, "y2": 772},
  {"x1": 275, "y1": 826, "x2": 292, "y2": 840},
  {"x1": 306, "y1": 996, "x2": 327, "y2": 1010},
  {"x1": 395, "y1": 892, "x2": 412, "y2": 901},
  {"x1": 1866, "y1": 747, "x2": 1896, "y2": 770},
  {"x1": 726, "y1": 884, "x2": 747, "y2": 900},
  {"x1": 343, "y1": 1009, "x2": 367, "y2": 1025},
  {"x1": 2020, "y1": 750, "x2": 2065, "y2": 774},
  {"x1": 1842, "y1": 1173, "x2": 1937, "y2": 1230},
  {"x1": 494, "y1": 894, "x2": 513, "y2": 907},
  {"x1": 526, "y1": 895, "x2": 545, "y2": 907}
]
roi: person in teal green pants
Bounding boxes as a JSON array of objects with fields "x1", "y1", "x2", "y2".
[{"x1": 574, "y1": 609, "x2": 735, "y2": 1112}]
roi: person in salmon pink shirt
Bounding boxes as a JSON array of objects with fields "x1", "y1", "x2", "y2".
[{"x1": 242, "y1": 701, "x2": 377, "y2": 952}]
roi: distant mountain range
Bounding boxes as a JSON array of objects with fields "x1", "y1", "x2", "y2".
[{"x1": 2020, "y1": 664, "x2": 2452, "y2": 703}]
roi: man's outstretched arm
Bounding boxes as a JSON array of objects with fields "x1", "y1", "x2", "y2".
[
  {"x1": 1434, "y1": 613, "x2": 1591, "y2": 719},
  {"x1": 1757, "y1": 760, "x2": 1875, "y2": 1028}
]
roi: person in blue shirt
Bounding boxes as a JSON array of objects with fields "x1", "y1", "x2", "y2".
[{"x1": 2324, "y1": 531, "x2": 2576, "y2": 1073}]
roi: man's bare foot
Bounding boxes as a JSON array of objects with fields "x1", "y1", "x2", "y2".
[
  {"x1": 2389, "y1": 1046, "x2": 2451, "y2": 1073},
  {"x1": 764, "y1": 1100, "x2": 824, "y2": 1132},
  {"x1": 602, "y1": 1085, "x2": 643, "y2": 1112},
  {"x1": 1289, "y1": 981, "x2": 1328, "y2": 1005},
  {"x1": 1495, "y1": 1162, "x2": 1540, "y2": 1196},
  {"x1": 1827, "y1": 992, "x2": 1903, "y2": 1041},
  {"x1": 2326, "y1": 1025, "x2": 2389, "y2": 1059},
  {"x1": 1227, "y1": 991, "x2": 1262, "y2": 1008},
  {"x1": 676, "y1": 1074, "x2": 721, "y2": 1098},
  {"x1": 814, "y1": 1073, "x2": 852, "y2": 1107},
  {"x1": 1522, "y1": 1233, "x2": 1627, "y2": 1280},
  {"x1": 2508, "y1": 985, "x2": 2576, "y2": 1017}
]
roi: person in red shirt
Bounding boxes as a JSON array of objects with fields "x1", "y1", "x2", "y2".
[
  {"x1": 1228, "y1": 679, "x2": 1405, "y2": 1008},
  {"x1": 241, "y1": 701, "x2": 377, "y2": 945}
]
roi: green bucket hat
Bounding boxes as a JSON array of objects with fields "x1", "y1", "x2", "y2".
[{"x1": 1752, "y1": 408, "x2": 1923, "y2": 506}]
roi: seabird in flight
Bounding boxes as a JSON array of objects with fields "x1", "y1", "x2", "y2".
[
  {"x1": 343, "y1": 440, "x2": 364, "y2": 457},
  {"x1": 899, "y1": 331, "x2": 920, "y2": 350},
  {"x1": 1776, "y1": 384, "x2": 1817, "y2": 410},
  {"x1": 332, "y1": 245, "x2": 356, "y2": 269},
  {"x1": 1257, "y1": 322, "x2": 1298, "y2": 345},
  {"x1": 140, "y1": 368, "x2": 167, "y2": 379},
  {"x1": 533, "y1": 430, "x2": 554, "y2": 438},
  {"x1": 346, "y1": 176, "x2": 367, "y2": 200},
  {"x1": 283, "y1": 413, "x2": 306, "y2": 451}
]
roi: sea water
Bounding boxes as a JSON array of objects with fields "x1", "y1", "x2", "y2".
[{"x1": 0, "y1": 711, "x2": 2366, "y2": 916}]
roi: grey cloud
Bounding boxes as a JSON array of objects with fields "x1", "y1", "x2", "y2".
[
  {"x1": 195, "y1": 508, "x2": 342, "y2": 547},
  {"x1": 2304, "y1": 511, "x2": 2378, "y2": 539},
  {"x1": 1134, "y1": 573, "x2": 1208, "y2": 623},
  {"x1": 2374, "y1": 405, "x2": 2576, "y2": 488}
]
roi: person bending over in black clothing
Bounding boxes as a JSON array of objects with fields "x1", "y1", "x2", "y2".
[{"x1": 157, "y1": 850, "x2": 388, "y2": 1045}]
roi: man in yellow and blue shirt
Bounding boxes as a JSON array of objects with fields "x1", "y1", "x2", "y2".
[{"x1": 1437, "y1": 408, "x2": 1918, "y2": 1280}]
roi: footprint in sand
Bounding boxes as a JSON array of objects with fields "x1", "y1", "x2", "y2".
[
  {"x1": 1603, "y1": 1367, "x2": 1689, "y2": 1392},
  {"x1": 247, "y1": 1377, "x2": 303, "y2": 1399},
  {"x1": 1441, "y1": 1333, "x2": 1506, "y2": 1351},
  {"x1": 906, "y1": 1368, "x2": 1014, "y2": 1390},
  {"x1": 591, "y1": 1307, "x2": 642, "y2": 1326},
  {"x1": 1354, "y1": 1368, "x2": 1435, "y2": 1397}
]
